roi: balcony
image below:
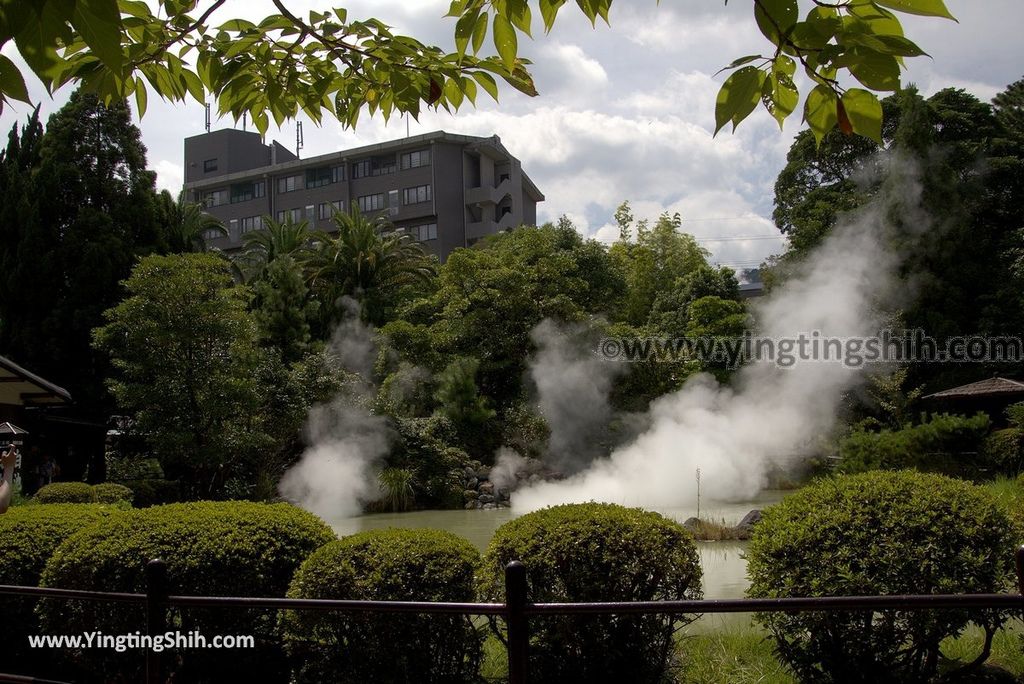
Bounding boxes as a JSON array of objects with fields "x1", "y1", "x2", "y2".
[{"x1": 466, "y1": 211, "x2": 518, "y2": 240}]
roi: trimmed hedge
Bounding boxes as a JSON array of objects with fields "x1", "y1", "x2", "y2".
[
  {"x1": 982, "y1": 428, "x2": 1024, "y2": 476},
  {"x1": 34, "y1": 481, "x2": 95, "y2": 503},
  {"x1": 837, "y1": 413, "x2": 991, "y2": 475},
  {"x1": 91, "y1": 482, "x2": 134, "y2": 504},
  {"x1": 0, "y1": 504, "x2": 123, "y2": 676},
  {"x1": 118, "y1": 478, "x2": 180, "y2": 507},
  {"x1": 747, "y1": 471, "x2": 1016, "y2": 683},
  {"x1": 478, "y1": 503, "x2": 703, "y2": 683},
  {"x1": 283, "y1": 528, "x2": 482, "y2": 683},
  {"x1": 39, "y1": 501, "x2": 335, "y2": 683}
]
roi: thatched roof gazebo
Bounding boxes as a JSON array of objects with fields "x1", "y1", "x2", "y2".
[{"x1": 923, "y1": 376, "x2": 1024, "y2": 426}]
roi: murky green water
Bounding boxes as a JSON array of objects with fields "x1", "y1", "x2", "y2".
[{"x1": 329, "y1": 490, "x2": 789, "y2": 602}]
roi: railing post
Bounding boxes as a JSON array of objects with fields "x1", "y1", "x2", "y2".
[
  {"x1": 1016, "y1": 546, "x2": 1024, "y2": 595},
  {"x1": 145, "y1": 558, "x2": 168, "y2": 684},
  {"x1": 505, "y1": 560, "x2": 529, "y2": 684}
]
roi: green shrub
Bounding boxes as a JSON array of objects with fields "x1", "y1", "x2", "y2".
[
  {"x1": 837, "y1": 413, "x2": 990, "y2": 475},
  {"x1": 478, "y1": 503, "x2": 703, "y2": 683},
  {"x1": 747, "y1": 471, "x2": 1017, "y2": 683},
  {"x1": 0, "y1": 504, "x2": 122, "y2": 676},
  {"x1": 106, "y1": 455, "x2": 164, "y2": 481},
  {"x1": 982, "y1": 428, "x2": 1024, "y2": 476},
  {"x1": 91, "y1": 482, "x2": 134, "y2": 504},
  {"x1": 34, "y1": 481, "x2": 96, "y2": 503},
  {"x1": 283, "y1": 528, "x2": 482, "y2": 683},
  {"x1": 118, "y1": 478, "x2": 180, "y2": 507},
  {"x1": 39, "y1": 501, "x2": 335, "y2": 683}
]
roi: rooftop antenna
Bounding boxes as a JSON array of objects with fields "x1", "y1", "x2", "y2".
[
  {"x1": 242, "y1": 112, "x2": 247, "y2": 132},
  {"x1": 295, "y1": 120, "x2": 304, "y2": 158},
  {"x1": 406, "y1": 113, "x2": 410, "y2": 138},
  {"x1": 204, "y1": 103, "x2": 211, "y2": 133}
]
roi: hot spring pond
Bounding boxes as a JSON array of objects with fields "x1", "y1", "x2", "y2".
[{"x1": 330, "y1": 490, "x2": 789, "y2": 602}]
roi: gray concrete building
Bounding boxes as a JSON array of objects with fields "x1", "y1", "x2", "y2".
[{"x1": 182, "y1": 129, "x2": 544, "y2": 261}]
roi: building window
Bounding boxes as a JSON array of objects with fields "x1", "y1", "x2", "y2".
[
  {"x1": 305, "y1": 205, "x2": 315, "y2": 222},
  {"x1": 203, "y1": 158, "x2": 218, "y2": 172},
  {"x1": 352, "y1": 155, "x2": 396, "y2": 179},
  {"x1": 410, "y1": 223, "x2": 438, "y2": 241},
  {"x1": 388, "y1": 189, "x2": 399, "y2": 217},
  {"x1": 230, "y1": 180, "x2": 265, "y2": 203},
  {"x1": 277, "y1": 174, "x2": 303, "y2": 193},
  {"x1": 276, "y1": 207, "x2": 303, "y2": 223},
  {"x1": 331, "y1": 165, "x2": 345, "y2": 182},
  {"x1": 204, "y1": 189, "x2": 229, "y2": 207},
  {"x1": 403, "y1": 184, "x2": 432, "y2": 205},
  {"x1": 306, "y1": 166, "x2": 333, "y2": 188},
  {"x1": 202, "y1": 228, "x2": 222, "y2": 240},
  {"x1": 240, "y1": 215, "x2": 263, "y2": 234},
  {"x1": 357, "y1": 193, "x2": 386, "y2": 213},
  {"x1": 318, "y1": 201, "x2": 343, "y2": 220},
  {"x1": 400, "y1": 149, "x2": 431, "y2": 170}
]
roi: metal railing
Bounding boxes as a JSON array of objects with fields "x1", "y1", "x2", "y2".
[{"x1": 2, "y1": 547, "x2": 1024, "y2": 684}]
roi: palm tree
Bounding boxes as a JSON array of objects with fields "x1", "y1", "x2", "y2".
[
  {"x1": 307, "y1": 208, "x2": 437, "y2": 327},
  {"x1": 158, "y1": 189, "x2": 226, "y2": 253},
  {"x1": 234, "y1": 216, "x2": 313, "y2": 282}
]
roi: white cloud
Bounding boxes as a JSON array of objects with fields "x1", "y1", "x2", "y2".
[{"x1": 151, "y1": 160, "x2": 184, "y2": 194}]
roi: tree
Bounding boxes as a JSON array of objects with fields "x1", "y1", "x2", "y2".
[
  {"x1": 251, "y1": 255, "x2": 319, "y2": 364},
  {"x1": 433, "y1": 356, "x2": 496, "y2": 452},
  {"x1": 992, "y1": 77, "x2": 1024, "y2": 142},
  {"x1": 306, "y1": 208, "x2": 436, "y2": 328},
  {"x1": 157, "y1": 189, "x2": 226, "y2": 253},
  {"x1": 0, "y1": 0, "x2": 956, "y2": 142},
  {"x1": 0, "y1": 90, "x2": 166, "y2": 414},
  {"x1": 234, "y1": 216, "x2": 314, "y2": 283},
  {"x1": 93, "y1": 253, "x2": 265, "y2": 498}
]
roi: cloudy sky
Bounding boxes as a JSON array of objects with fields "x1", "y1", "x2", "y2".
[{"x1": 2, "y1": 1, "x2": 1023, "y2": 271}]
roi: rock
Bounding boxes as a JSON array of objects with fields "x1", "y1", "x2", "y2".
[
  {"x1": 475, "y1": 467, "x2": 490, "y2": 480},
  {"x1": 479, "y1": 481, "x2": 495, "y2": 494},
  {"x1": 463, "y1": 490, "x2": 478, "y2": 500},
  {"x1": 464, "y1": 466, "x2": 476, "y2": 478},
  {"x1": 733, "y1": 510, "x2": 762, "y2": 540},
  {"x1": 464, "y1": 501, "x2": 476, "y2": 510},
  {"x1": 482, "y1": 503, "x2": 497, "y2": 510},
  {"x1": 682, "y1": 517, "x2": 701, "y2": 534},
  {"x1": 466, "y1": 477, "x2": 478, "y2": 489},
  {"x1": 497, "y1": 487, "x2": 511, "y2": 501},
  {"x1": 498, "y1": 501, "x2": 511, "y2": 508},
  {"x1": 478, "y1": 493, "x2": 495, "y2": 504}
]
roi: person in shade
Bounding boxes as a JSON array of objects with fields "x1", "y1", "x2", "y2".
[{"x1": 0, "y1": 443, "x2": 17, "y2": 513}]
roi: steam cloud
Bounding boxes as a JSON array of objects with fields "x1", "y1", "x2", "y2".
[
  {"x1": 278, "y1": 297, "x2": 390, "y2": 520},
  {"x1": 529, "y1": 320, "x2": 623, "y2": 473},
  {"x1": 514, "y1": 156, "x2": 922, "y2": 512}
]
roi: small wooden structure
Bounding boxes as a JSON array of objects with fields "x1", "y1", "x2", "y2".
[{"x1": 923, "y1": 376, "x2": 1024, "y2": 426}]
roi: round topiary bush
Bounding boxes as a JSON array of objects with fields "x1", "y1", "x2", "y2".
[
  {"x1": 91, "y1": 482, "x2": 134, "y2": 504},
  {"x1": 747, "y1": 471, "x2": 1017, "y2": 683},
  {"x1": 282, "y1": 528, "x2": 482, "y2": 683},
  {"x1": 478, "y1": 503, "x2": 703, "y2": 683},
  {"x1": 35, "y1": 481, "x2": 95, "y2": 503},
  {"x1": 0, "y1": 504, "x2": 123, "y2": 677},
  {"x1": 39, "y1": 501, "x2": 335, "y2": 683}
]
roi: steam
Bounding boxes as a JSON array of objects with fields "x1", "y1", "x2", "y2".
[
  {"x1": 490, "y1": 447, "x2": 528, "y2": 491},
  {"x1": 514, "y1": 156, "x2": 921, "y2": 512},
  {"x1": 278, "y1": 297, "x2": 389, "y2": 520},
  {"x1": 529, "y1": 320, "x2": 623, "y2": 472}
]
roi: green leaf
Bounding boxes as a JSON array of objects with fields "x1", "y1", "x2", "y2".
[
  {"x1": 873, "y1": 0, "x2": 956, "y2": 20},
  {"x1": 714, "y1": 66, "x2": 766, "y2": 135},
  {"x1": 539, "y1": 0, "x2": 565, "y2": 32},
  {"x1": 134, "y1": 75, "x2": 147, "y2": 116},
  {"x1": 472, "y1": 11, "x2": 488, "y2": 54},
  {"x1": 444, "y1": 77, "x2": 464, "y2": 109},
  {"x1": 492, "y1": 14, "x2": 517, "y2": 70},
  {"x1": 754, "y1": 0, "x2": 799, "y2": 45},
  {"x1": 846, "y1": 48, "x2": 901, "y2": 91},
  {"x1": 506, "y1": 0, "x2": 532, "y2": 37},
  {"x1": 472, "y1": 71, "x2": 499, "y2": 101},
  {"x1": 804, "y1": 84, "x2": 839, "y2": 145},
  {"x1": 841, "y1": 88, "x2": 883, "y2": 144},
  {"x1": 454, "y1": 9, "x2": 479, "y2": 56},
  {"x1": 716, "y1": 54, "x2": 762, "y2": 76},
  {"x1": 0, "y1": 54, "x2": 31, "y2": 104},
  {"x1": 72, "y1": 0, "x2": 124, "y2": 72}
]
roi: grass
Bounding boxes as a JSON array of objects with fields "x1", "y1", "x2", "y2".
[
  {"x1": 941, "y1": 623, "x2": 1024, "y2": 679},
  {"x1": 688, "y1": 517, "x2": 746, "y2": 541},
  {"x1": 983, "y1": 475, "x2": 1024, "y2": 510},
  {"x1": 678, "y1": 625, "x2": 795, "y2": 684}
]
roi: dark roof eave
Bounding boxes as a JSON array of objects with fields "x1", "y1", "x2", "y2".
[{"x1": 0, "y1": 355, "x2": 72, "y2": 404}]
